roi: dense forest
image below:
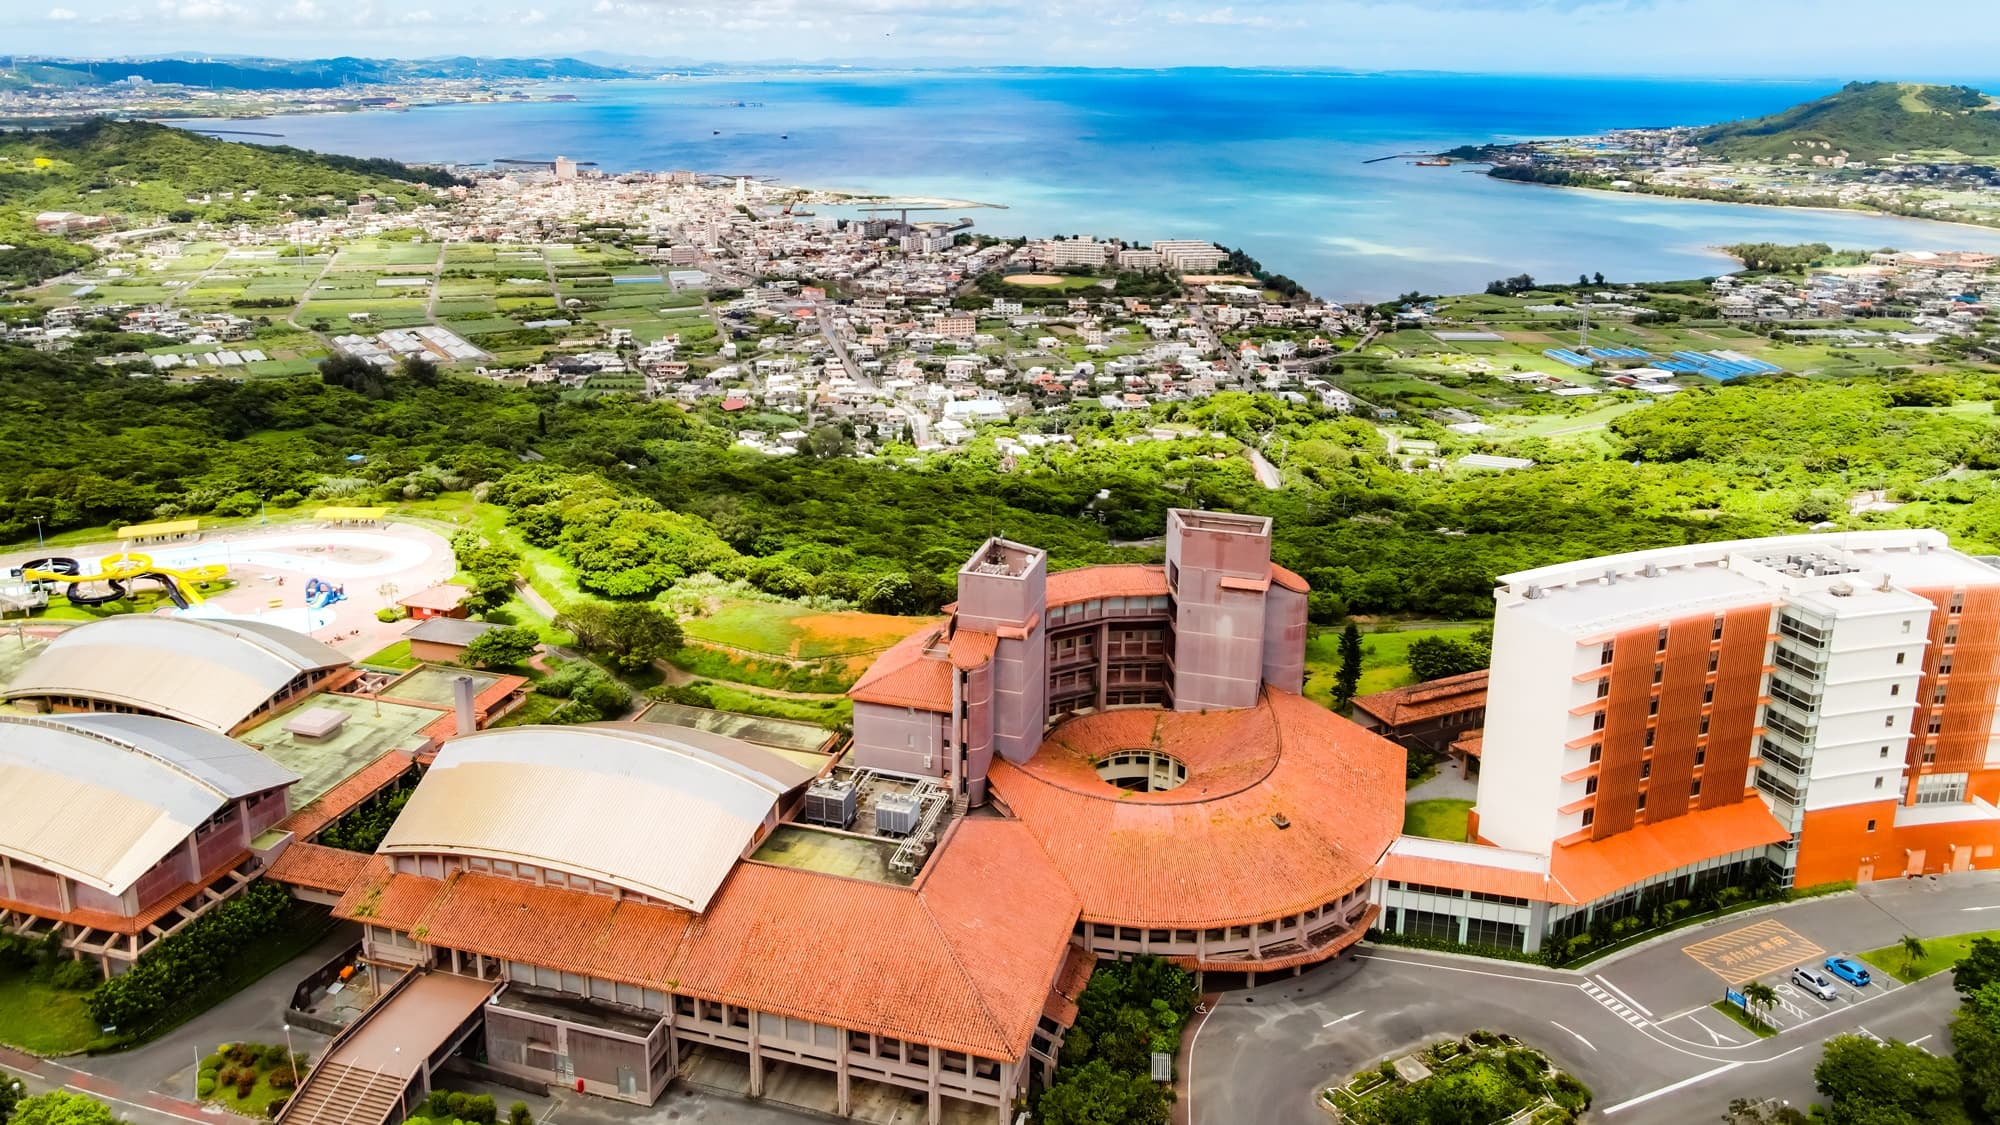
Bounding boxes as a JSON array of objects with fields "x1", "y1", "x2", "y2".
[{"x1": 6, "y1": 344, "x2": 2000, "y2": 621}]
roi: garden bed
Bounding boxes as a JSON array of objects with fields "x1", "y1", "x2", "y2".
[{"x1": 1320, "y1": 1031, "x2": 1591, "y2": 1125}]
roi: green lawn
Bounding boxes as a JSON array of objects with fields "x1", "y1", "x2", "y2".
[
  {"x1": 0, "y1": 973, "x2": 119, "y2": 1055},
  {"x1": 493, "y1": 691, "x2": 567, "y2": 727},
  {"x1": 1861, "y1": 930, "x2": 2000, "y2": 983},
  {"x1": 360, "y1": 639, "x2": 418, "y2": 670},
  {"x1": 1304, "y1": 622, "x2": 1487, "y2": 706},
  {"x1": 1403, "y1": 799, "x2": 1473, "y2": 842}
]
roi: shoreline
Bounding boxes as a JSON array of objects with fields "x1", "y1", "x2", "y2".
[{"x1": 1477, "y1": 170, "x2": 2000, "y2": 245}]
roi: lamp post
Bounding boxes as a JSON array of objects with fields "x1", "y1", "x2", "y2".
[
  {"x1": 31, "y1": 516, "x2": 43, "y2": 550},
  {"x1": 282, "y1": 1022, "x2": 298, "y2": 1084}
]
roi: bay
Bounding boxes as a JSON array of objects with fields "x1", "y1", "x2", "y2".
[{"x1": 168, "y1": 70, "x2": 2000, "y2": 300}]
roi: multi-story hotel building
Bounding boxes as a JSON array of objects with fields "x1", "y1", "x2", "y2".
[{"x1": 1375, "y1": 530, "x2": 2000, "y2": 953}]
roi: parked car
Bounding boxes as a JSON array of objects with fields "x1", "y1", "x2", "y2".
[
  {"x1": 1824, "y1": 955, "x2": 1872, "y2": 987},
  {"x1": 1792, "y1": 965, "x2": 1840, "y2": 1001}
]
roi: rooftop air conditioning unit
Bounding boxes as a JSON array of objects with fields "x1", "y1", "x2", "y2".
[
  {"x1": 875, "y1": 792, "x2": 922, "y2": 836},
  {"x1": 803, "y1": 776, "x2": 858, "y2": 829}
]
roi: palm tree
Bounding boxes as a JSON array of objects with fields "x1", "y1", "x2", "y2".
[
  {"x1": 1901, "y1": 934, "x2": 1927, "y2": 976},
  {"x1": 1742, "y1": 981, "x2": 1779, "y2": 1030}
]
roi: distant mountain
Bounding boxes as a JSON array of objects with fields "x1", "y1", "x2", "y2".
[
  {"x1": 1691, "y1": 81, "x2": 2000, "y2": 163},
  {"x1": 0, "y1": 55, "x2": 636, "y2": 91}
]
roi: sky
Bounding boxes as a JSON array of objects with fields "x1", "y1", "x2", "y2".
[{"x1": 6, "y1": 0, "x2": 2000, "y2": 78}]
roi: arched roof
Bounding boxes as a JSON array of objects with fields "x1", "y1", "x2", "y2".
[
  {"x1": 377, "y1": 723, "x2": 818, "y2": 913},
  {"x1": 0, "y1": 616, "x2": 349, "y2": 732},
  {"x1": 0, "y1": 712, "x2": 298, "y2": 893},
  {"x1": 988, "y1": 689, "x2": 1404, "y2": 929}
]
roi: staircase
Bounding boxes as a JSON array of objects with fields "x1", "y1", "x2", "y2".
[{"x1": 279, "y1": 1062, "x2": 406, "y2": 1125}]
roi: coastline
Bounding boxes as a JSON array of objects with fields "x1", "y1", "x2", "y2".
[{"x1": 1477, "y1": 169, "x2": 2000, "y2": 243}]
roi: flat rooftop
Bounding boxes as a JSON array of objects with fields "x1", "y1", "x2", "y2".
[
  {"x1": 238, "y1": 691, "x2": 438, "y2": 808},
  {"x1": 1502, "y1": 564, "x2": 1774, "y2": 637},
  {"x1": 493, "y1": 984, "x2": 661, "y2": 1038},
  {"x1": 751, "y1": 825, "x2": 914, "y2": 887},
  {"x1": 382, "y1": 666, "x2": 501, "y2": 708},
  {"x1": 637, "y1": 701, "x2": 836, "y2": 759}
]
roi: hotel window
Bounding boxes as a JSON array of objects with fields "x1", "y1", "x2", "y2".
[
  {"x1": 1941, "y1": 655, "x2": 1955, "y2": 674},
  {"x1": 1585, "y1": 776, "x2": 1598, "y2": 795},
  {"x1": 1929, "y1": 713, "x2": 1944, "y2": 734},
  {"x1": 1712, "y1": 618, "x2": 1725, "y2": 641},
  {"x1": 1867, "y1": 819, "x2": 1877, "y2": 832},
  {"x1": 1597, "y1": 679, "x2": 1611, "y2": 699},
  {"x1": 1915, "y1": 773, "x2": 1969, "y2": 806},
  {"x1": 1699, "y1": 715, "x2": 1710, "y2": 736},
  {"x1": 1644, "y1": 729, "x2": 1655, "y2": 748},
  {"x1": 1890, "y1": 684, "x2": 1900, "y2": 697},
  {"x1": 1875, "y1": 777, "x2": 1884, "y2": 790},
  {"x1": 1592, "y1": 712, "x2": 1607, "y2": 731},
  {"x1": 1950, "y1": 593, "x2": 1965, "y2": 615},
  {"x1": 1934, "y1": 685, "x2": 1948, "y2": 705},
  {"x1": 1653, "y1": 665, "x2": 1664, "y2": 685},
  {"x1": 1636, "y1": 792, "x2": 1648, "y2": 811},
  {"x1": 1695, "y1": 748, "x2": 1706, "y2": 766},
  {"x1": 1581, "y1": 809, "x2": 1595, "y2": 828},
  {"x1": 1588, "y1": 743, "x2": 1602, "y2": 764},
  {"x1": 1690, "y1": 779, "x2": 1702, "y2": 797},
  {"x1": 1704, "y1": 683, "x2": 1715, "y2": 704},
  {"x1": 1946, "y1": 624, "x2": 1960, "y2": 644},
  {"x1": 1657, "y1": 628, "x2": 1669, "y2": 653},
  {"x1": 1895, "y1": 652, "x2": 1906, "y2": 665},
  {"x1": 1886, "y1": 715, "x2": 1899, "y2": 728},
  {"x1": 1601, "y1": 642, "x2": 1615, "y2": 666},
  {"x1": 1924, "y1": 744, "x2": 1938, "y2": 764},
  {"x1": 1902, "y1": 619, "x2": 1912, "y2": 634},
  {"x1": 1648, "y1": 698, "x2": 1659, "y2": 716},
  {"x1": 1708, "y1": 652, "x2": 1720, "y2": 673},
  {"x1": 1640, "y1": 761, "x2": 1651, "y2": 780}
]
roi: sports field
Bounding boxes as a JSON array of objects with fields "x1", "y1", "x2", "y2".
[{"x1": 682, "y1": 598, "x2": 933, "y2": 659}]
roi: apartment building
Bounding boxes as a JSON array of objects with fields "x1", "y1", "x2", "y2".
[
  {"x1": 1033, "y1": 238, "x2": 1108, "y2": 268},
  {"x1": 1151, "y1": 240, "x2": 1227, "y2": 273},
  {"x1": 1374, "y1": 530, "x2": 2000, "y2": 953}
]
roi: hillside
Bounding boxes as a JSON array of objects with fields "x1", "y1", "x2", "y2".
[
  {"x1": 0, "y1": 121, "x2": 459, "y2": 286},
  {"x1": 1692, "y1": 81, "x2": 2000, "y2": 163},
  {"x1": 0, "y1": 56, "x2": 633, "y2": 91}
]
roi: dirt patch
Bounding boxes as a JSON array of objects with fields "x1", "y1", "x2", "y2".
[
  {"x1": 788, "y1": 612, "x2": 934, "y2": 657},
  {"x1": 1004, "y1": 274, "x2": 1069, "y2": 286}
]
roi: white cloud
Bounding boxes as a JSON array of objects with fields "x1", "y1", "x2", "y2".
[
  {"x1": 284, "y1": 0, "x2": 324, "y2": 20},
  {"x1": 46, "y1": 7, "x2": 79, "y2": 19},
  {"x1": 399, "y1": 8, "x2": 435, "y2": 21},
  {"x1": 521, "y1": 7, "x2": 547, "y2": 24}
]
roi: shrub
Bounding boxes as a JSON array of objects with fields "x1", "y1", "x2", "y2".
[
  {"x1": 375, "y1": 607, "x2": 404, "y2": 623},
  {"x1": 50, "y1": 959, "x2": 98, "y2": 991},
  {"x1": 260, "y1": 1043, "x2": 290, "y2": 1069},
  {"x1": 196, "y1": 1076, "x2": 215, "y2": 1098},
  {"x1": 88, "y1": 882, "x2": 294, "y2": 1031},
  {"x1": 509, "y1": 1103, "x2": 533, "y2": 1125},
  {"x1": 236, "y1": 1073, "x2": 255, "y2": 1099}
]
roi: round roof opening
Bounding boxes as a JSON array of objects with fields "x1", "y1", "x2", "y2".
[{"x1": 1094, "y1": 748, "x2": 1188, "y2": 794}]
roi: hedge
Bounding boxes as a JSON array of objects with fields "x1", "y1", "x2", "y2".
[{"x1": 88, "y1": 881, "x2": 292, "y2": 1030}]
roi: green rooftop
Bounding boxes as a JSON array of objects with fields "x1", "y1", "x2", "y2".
[
  {"x1": 239, "y1": 692, "x2": 439, "y2": 808},
  {"x1": 751, "y1": 825, "x2": 913, "y2": 887},
  {"x1": 638, "y1": 701, "x2": 836, "y2": 756},
  {"x1": 384, "y1": 665, "x2": 502, "y2": 707}
]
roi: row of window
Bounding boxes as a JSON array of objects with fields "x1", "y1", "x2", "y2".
[
  {"x1": 1381, "y1": 881, "x2": 1532, "y2": 908},
  {"x1": 1045, "y1": 595, "x2": 1171, "y2": 627}
]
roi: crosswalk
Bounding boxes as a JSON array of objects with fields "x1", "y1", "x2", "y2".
[{"x1": 1580, "y1": 978, "x2": 1651, "y2": 1029}]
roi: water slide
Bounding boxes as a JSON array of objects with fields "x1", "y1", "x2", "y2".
[
  {"x1": 303, "y1": 577, "x2": 347, "y2": 611},
  {"x1": 17, "y1": 552, "x2": 225, "y2": 609}
]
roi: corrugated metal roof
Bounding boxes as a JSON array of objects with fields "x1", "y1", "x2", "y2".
[
  {"x1": 0, "y1": 712, "x2": 299, "y2": 893},
  {"x1": 1, "y1": 616, "x2": 349, "y2": 731},
  {"x1": 379, "y1": 723, "x2": 816, "y2": 913}
]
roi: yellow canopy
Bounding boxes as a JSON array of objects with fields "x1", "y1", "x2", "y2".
[
  {"x1": 315, "y1": 506, "x2": 389, "y2": 521},
  {"x1": 117, "y1": 518, "x2": 200, "y2": 539}
]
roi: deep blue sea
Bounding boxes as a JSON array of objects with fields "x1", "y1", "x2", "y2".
[{"x1": 170, "y1": 70, "x2": 2000, "y2": 300}]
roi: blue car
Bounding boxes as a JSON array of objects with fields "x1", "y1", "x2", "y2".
[{"x1": 1824, "y1": 955, "x2": 1871, "y2": 987}]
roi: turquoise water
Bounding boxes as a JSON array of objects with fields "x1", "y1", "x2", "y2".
[{"x1": 171, "y1": 70, "x2": 2000, "y2": 300}]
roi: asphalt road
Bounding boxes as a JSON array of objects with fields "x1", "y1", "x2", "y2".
[{"x1": 1190, "y1": 872, "x2": 2000, "y2": 1124}]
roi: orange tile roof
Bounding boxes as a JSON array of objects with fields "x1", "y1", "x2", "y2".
[
  {"x1": 1451, "y1": 731, "x2": 1483, "y2": 757},
  {"x1": 1269, "y1": 563, "x2": 1310, "y2": 594},
  {"x1": 1044, "y1": 565, "x2": 1169, "y2": 607},
  {"x1": 989, "y1": 689, "x2": 1404, "y2": 929},
  {"x1": 412, "y1": 674, "x2": 531, "y2": 743},
  {"x1": 1353, "y1": 670, "x2": 1489, "y2": 728},
  {"x1": 1378, "y1": 850, "x2": 1566, "y2": 904},
  {"x1": 1549, "y1": 798, "x2": 1791, "y2": 905},
  {"x1": 332, "y1": 819, "x2": 1080, "y2": 1060},
  {"x1": 1218, "y1": 574, "x2": 1271, "y2": 594},
  {"x1": 267, "y1": 843, "x2": 371, "y2": 894},
  {"x1": 848, "y1": 625, "x2": 953, "y2": 711},
  {"x1": 948, "y1": 627, "x2": 998, "y2": 671},
  {"x1": 277, "y1": 750, "x2": 418, "y2": 839},
  {"x1": 398, "y1": 584, "x2": 470, "y2": 611}
]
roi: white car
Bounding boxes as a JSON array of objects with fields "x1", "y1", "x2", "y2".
[{"x1": 1792, "y1": 966, "x2": 1840, "y2": 1001}]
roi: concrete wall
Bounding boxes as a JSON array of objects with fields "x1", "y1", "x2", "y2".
[
  {"x1": 1260, "y1": 586, "x2": 1307, "y2": 695},
  {"x1": 1166, "y1": 510, "x2": 1272, "y2": 712},
  {"x1": 850, "y1": 702, "x2": 950, "y2": 779}
]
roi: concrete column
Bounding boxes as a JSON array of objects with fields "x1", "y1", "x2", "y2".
[
  {"x1": 927, "y1": 1048, "x2": 943, "y2": 1125},
  {"x1": 836, "y1": 1048, "x2": 851, "y2": 1115},
  {"x1": 745, "y1": 1010, "x2": 765, "y2": 1096},
  {"x1": 1095, "y1": 623, "x2": 1110, "y2": 711}
]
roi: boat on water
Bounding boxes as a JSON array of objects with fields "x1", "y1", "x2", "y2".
[{"x1": 1414, "y1": 158, "x2": 1451, "y2": 167}]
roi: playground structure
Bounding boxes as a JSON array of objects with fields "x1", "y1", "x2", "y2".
[
  {"x1": 16, "y1": 552, "x2": 228, "y2": 609},
  {"x1": 304, "y1": 577, "x2": 348, "y2": 611}
]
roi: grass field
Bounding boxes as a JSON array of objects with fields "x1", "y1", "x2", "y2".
[
  {"x1": 0, "y1": 972, "x2": 117, "y2": 1055},
  {"x1": 683, "y1": 599, "x2": 931, "y2": 659},
  {"x1": 1304, "y1": 622, "x2": 1487, "y2": 706},
  {"x1": 1861, "y1": 929, "x2": 2000, "y2": 983},
  {"x1": 1403, "y1": 798, "x2": 1473, "y2": 842},
  {"x1": 361, "y1": 639, "x2": 419, "y2": 670}
]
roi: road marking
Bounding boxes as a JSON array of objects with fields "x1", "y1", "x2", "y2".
[
  {"x1": 1323, "y1": 1010, "x2": 1364, "y2": 1028},
  {"x1": 1689, "y1": 1017, "x2": 1739, "y2": 1046},
  {"x1": 1183, "y1": 998, "x2": 1216, "y2": 1125},
  {"x1": 1354, "y1": 952, "x2": 1574, "y2": 986},
  {"x1": 1912, "y1": 1034, "x2": 1934, "y2": 1047},
  {"x1": 1602, "y1": 1062, "x2": 1745, "y2": 1115},
  {"x1": 1963, "y1": 905, "x2": 2000, "y2": 912},
  {"x1": 1595, "y1": 977, "x2": 1655, "y2": 1019},
  {"x1": 1549, "y1": 1020, "x2": 1596, "y2": 1052},
  {"x1": 1579, "y1": 981, "x2": 1650, "y2": 1028},
  {"x1": 59, "y1": 1086, "x2": 211, "y2": 1125}
]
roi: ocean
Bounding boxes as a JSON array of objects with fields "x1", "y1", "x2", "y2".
[{"x1": 169, "y1": 70, "x2": 2000, "y2": 301}]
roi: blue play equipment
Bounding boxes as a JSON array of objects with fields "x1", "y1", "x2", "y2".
[{"x1": 304, "y1": 577, "x2": 348, "y2": 610}]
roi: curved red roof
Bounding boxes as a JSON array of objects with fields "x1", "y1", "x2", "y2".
[
  {"x1": 989, "y1": 689, "x2": 1404, "y2": 929},
  {"x1": 1044, "y1": 565, "x2": 1169, "y2": 607}
]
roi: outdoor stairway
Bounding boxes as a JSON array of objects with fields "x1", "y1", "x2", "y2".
[{"x1": 278, "y1": 1061, "x2": 406, "y2": 1125}]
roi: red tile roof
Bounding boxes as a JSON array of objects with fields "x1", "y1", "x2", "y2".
[
  {"x1": 1269, "y1": 564, "x2": 1310, "y2": 594},
  {"x1": 1044, "y1": 565, "x2": 1169, "y2": 607},
  {"x1": 1549, "y1": 799, "x2": 1791, "y2": 905},
  {"x1": 1353, "y1": 670, "x2": 1489, "y2": 728},
  {"x1": 276, "y1": 750, "x2": 418, "y2": 839},
  {"x1": 948, "y1": 627, "x2": 998, "y2": 671},
  {"x1": 332, "y1": 818, "x2": 1080, "y2": 1060},
  {"x1": 1378, "y1": 849, "x2": 1565, "y2": 903},
  {"x1": 398, "y1": 584, "x2": 470, "y2": 612},
  {"x1": 267, "y1": 842, "x2": 372, "y2": 893},
  {"x1": 847, "y1": 625, "x2": 953, "y2": 710},
  {"x1": 989, "y1": 689, "x2": 1404, "y2": 929}
]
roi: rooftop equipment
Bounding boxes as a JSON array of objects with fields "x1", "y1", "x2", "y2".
[{"x1": 803, "y1": 774, "x2": 860, "y2": 829}]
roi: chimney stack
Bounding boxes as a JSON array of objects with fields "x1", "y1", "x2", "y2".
[{"x1": 453, "y1": 674, "x2": 477, "y2": 737}]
